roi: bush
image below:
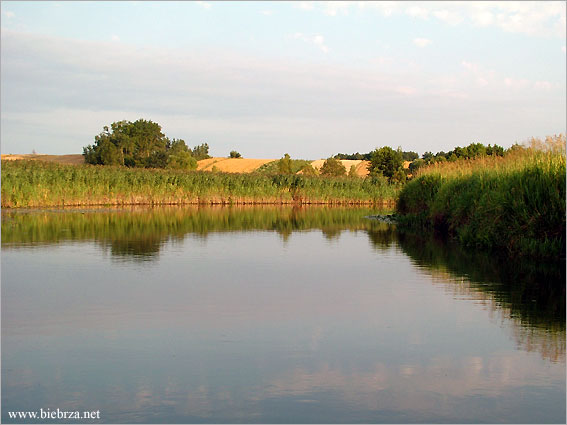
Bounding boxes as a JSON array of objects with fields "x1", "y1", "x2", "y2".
[
  {"x1": 229, "y1": 151, "x2": 242, "y2": 158},
  {"x1": 320, "y1": 157, "x2": 346, "y2": 177}
]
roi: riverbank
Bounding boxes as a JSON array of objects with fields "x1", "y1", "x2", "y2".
[
  {"x1": 1, "y1": 160, "x2": 397, "y2": 208},
  {"x1": 395, "y1": 145, "x2": 566, "y2": 259}
]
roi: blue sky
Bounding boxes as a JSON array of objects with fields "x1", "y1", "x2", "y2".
[{"x1": 1, "y1": 1, "x2": 565, "y2": 158}]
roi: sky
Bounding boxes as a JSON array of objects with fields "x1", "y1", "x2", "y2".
[{"x1": 1, "y1": 1, "x2": 565, "y2": 158}]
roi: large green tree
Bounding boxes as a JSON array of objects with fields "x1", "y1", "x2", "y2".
[
  {"x1": 368, "y1": 146, "x2": 404, "y2": 182},
  {"x1": 83, "y1": 119, "x2": 197, "y2": 170},
  {"x1": 320, "y1": 157, "x2": 346, "y2": 177}
]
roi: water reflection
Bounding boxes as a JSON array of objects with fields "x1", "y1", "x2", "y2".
[
  {"x1": 2, "y1": 206, "x2": 565, "y2": 423},
  {"x1": 2, "y1": 206, "x2": 388, "y2": 261}
]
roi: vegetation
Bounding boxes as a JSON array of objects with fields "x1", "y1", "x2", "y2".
[
  {"x1": 83, "y1": 119, "x2": 209, "y2": 169},
  {"x1": 396, "y1": 135, "x2": 566, "y2": 259},
  {"x1": 229, "y1": 150, "x2": 242, "y2": 158},
  {"x1": 320, "y1": 157, "x2": 346, "y2": 177},
  {"x1": 1, "y1": 160, "x2": 397, "y2": 207},
  {"x1": 256, "y1": 155, "x2": 312, "y2": 175},
  {"x1": 368, "y1": 146, "x2": 405, "y2": 183}
]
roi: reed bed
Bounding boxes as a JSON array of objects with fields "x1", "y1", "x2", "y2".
[
  {"x1": 396, "y1": 138, "x2": 566, "y2": 259},
  {"x1": 1, "y1": 160, "x2": 398, "y2": 208}
]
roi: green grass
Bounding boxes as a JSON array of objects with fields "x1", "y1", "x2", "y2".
[
  {"x1": 396, "y1": 144, "x2": 566, "y2": 259},
  {"x1": 1, "y1": 160, "x2": 398, "y2": 207}
]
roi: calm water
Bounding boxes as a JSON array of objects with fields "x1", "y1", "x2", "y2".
[{"x1": 1, "y1": 206, "x2": 565, "y2": 423}]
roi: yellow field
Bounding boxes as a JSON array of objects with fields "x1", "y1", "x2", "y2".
[{"x1": 1, "y1": 154, "x2": 84, "y2": 165}]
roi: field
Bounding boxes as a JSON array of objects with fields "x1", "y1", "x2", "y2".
[
  {"x1": 196, "y1": 157, "x2": 275, "y2": 172},
  {"x1": 1, "y1": 154, "x2": 84, "y2": 165}
]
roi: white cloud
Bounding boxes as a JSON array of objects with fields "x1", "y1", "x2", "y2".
[
  {"x1": 413, "y1": 38, "x2": 432, "y2": 48},
  {"x1": 323, "y1": 1, "x2": 351, "y2": 16},
  {"x1": 295, "y1": 2, "x2": 314, "y2": 11},
  {"x1": 292, "y1": 32, "x2": 330, "y2": 53},
  {"x1": 195, "y1": 1, "x2": 211, "y2": 10},
  {"x1": 406, "y1": 6, "x2": 429, "y2": 19},
  {"x1": 1, "y1": 30, "x2": 564, "y2": 157},
  {"x1": 432, "y1": 9, "x2": 463, "y2": 26},
  {"x1": 461, "y1": 61, "x2": 496, "y2": 88},
  {"x1": 563, "y1": 46, "x2": 566, "y2": 53},
  {"x1": 260, "y1": 10, "x2": 273, "y2": 16},
  {"x1": 111, "y1": 35, "x2": 120, "y2": 42},
  {"x1": 471, "y1": 10, "x2": 494, "y2": 27},
  {"x1": 299, "y1": 2, "x2": 565, "y2": 38},
  {"x1": 4, "y1": 11, "x2": 15, "y2": 18},
  {"x1": 504, "y1": 77, "x2": 530, "y2": 89}
]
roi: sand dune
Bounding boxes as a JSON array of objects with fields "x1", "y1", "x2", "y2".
[{"x1": 197, "y1": 157, "x2": 275, "y2": 173}]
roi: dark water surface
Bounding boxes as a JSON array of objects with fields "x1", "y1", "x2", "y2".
[{"x1": 2, "y1": 206, "x2": 565, "y2": 423}]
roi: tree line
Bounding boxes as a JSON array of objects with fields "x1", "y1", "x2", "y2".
[{"x1": 83, "y1": 119, "x2": 506, "y2": 183}]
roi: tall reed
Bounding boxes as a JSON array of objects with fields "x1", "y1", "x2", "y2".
[
  {"x1": 396, "y1": 137, "x2": 566, "y2": 259},
  {"x1": 1, "y1": 160, "x2": 398, "y2": 208}
]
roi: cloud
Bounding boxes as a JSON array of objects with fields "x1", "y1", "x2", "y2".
[
  {"x1": 503, "y1": 77, "x2": 530, "y2": 89},
  {"x1": 260, "y1": 10, "x2": 273, "y2": 16},
  {"x1": 432, "y1": 9, "x2": 463, "y2": 26},
  {"x1": 406, "y1": 6, "x2": 429, "y2": 19},
  {"x1": 323, "y1": 1, "x2": 351, "y2": 16},
  {"x1": 4, "y1": 11, "x2": 15, "y2": 18},
  {"x1": 195, "y1": 1, "x2": 211, "y2": 10},
  {"x1": 563, "y1": 46, "x2": 566, "y2": 53},
  {"x1": 294, "y1": 2, "x2": 314, "y2": 11},
  {"x1": 413, "y1": 38, "x2": 432, "y2": 48},
  {"x1": 291, "y1": 32, "x2": 329, "y2": 53},
  {"x1": 1, "y1": 30, "x2": 564, "y2": 158},
  {"x1": 111, "y1": 35, "x2": 120, "y2": 42},
  {"x1": 298, "y1": 2, "x2": 566, "y2": 38}
]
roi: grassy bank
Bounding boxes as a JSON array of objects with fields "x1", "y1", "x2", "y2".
[
  {"x1": 1, "y1": 160, "x2": 398, "y2": 207},
  {"x1": 396, "y1": 143, "x2": 566, "y2": 259}
]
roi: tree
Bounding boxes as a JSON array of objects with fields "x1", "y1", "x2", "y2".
[
  {"x1": 229, "y1": 150, "x2": 242, "y2": 158},
  {"x1": 83, "y1": 119, "x2": 199, "y2": 170},
  {"x1": 348, "y1": 164, "x2": 358, "y2": 178},
  {"x1": 83, "y1": 119, "x2": 170, "y2": 167},
  {"x1": 278, "y1": 153, "x2": 293, "y2": 174},
  {"x1": 320, "y1": 157, "x2": 346, "y2": 177},
  {"x1": 369, "y1": 146, "x2": 404, "y2": 181},
  {"x1": 192, "y1": 143, "x2": 210, "y2": 160},
  {"x1": 167, "y1": 139, "x2": 197, "y2": 170},
  {"x1": 402, "y1": 151, "x2": 419, "y2": 161},
  {"x1": 300, "y1": 164, "x2": 318, "y2": 176}
]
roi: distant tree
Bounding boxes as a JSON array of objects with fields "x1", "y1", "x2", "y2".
[
  {"x1": 369, "y1": 146, "x2": 404, "y2": 181},
  {"x1": 192, "y1": 143, "x2": 210, "y2": 160},
  {"x1": 402, "y1": 151, "x2": 419, "y2": 161},
  {"x1": 334, "y1": 152, "x2": 371, "y2": 160},
  {"x1": 300, "y1": 164, "x2": 318, "y2": 176},
  {"x1": 320, "y1": 157, "x2": 346, "y2": 177},
  {"x1": 229, "y1": 150, "x2": 242, "y2": 158},
  {"x1": 409, "y1": 158, "x2": 425, "y2": 174},
  {"x1": 422, "y1": 151, "x2": 434, "y2": 162},
  {"x1": 348, "y1": 164, "x2": 358, "y2": 178},
  {"x1": 278, "y1": 153, "x2": 293, "y2": 174},
  {"x1": 167, "y1": 139, "x2": 197, "y2": 170}
]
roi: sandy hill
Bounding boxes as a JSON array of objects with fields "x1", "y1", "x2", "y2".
[
  {"x1": 197, "y1": 157, "x2": 275, "y2": 173},
  {"x1": 1, "y1": 154, "x2": 84, "y2": 165}
]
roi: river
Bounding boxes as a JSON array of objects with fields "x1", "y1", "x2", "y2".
[{"x1": 1, "y1": 206, "x2": 564, "y2": 423}]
